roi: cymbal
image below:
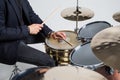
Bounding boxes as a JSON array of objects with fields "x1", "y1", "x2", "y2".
[
  {"x1": 44, "y1": 66, "x2": 108, "y2": 80},
  {"x1": 61, "y1": 7, "x2": 94, "y2": 21},
  {"x1": 113, "y1": 11, "x2": 120, "y2": 22},
  {"x1": 91, "y1": 26, "x2": 120, "y2": 70}
]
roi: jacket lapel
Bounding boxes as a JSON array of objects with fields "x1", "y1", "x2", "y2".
[{"x1": 9, "y1": 0, "x2": 22, "y2": 24}]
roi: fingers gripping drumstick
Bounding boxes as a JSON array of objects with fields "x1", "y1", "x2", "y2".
[{"x1": 41, "y1": 7, "x2": 73, "y2": 47}]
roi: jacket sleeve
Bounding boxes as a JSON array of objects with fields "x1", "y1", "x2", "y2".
[
  {"x1": 25, "y1": 0, "x2": 53, "y2": 37},
  {"x1": 0, "y1": 2, "x2": 29, "y2": 41}
]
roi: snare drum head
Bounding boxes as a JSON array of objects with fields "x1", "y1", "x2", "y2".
[
  {"x1": 70, "y1": 43, "x2": 101, "y2": 66},
  {"x1": 78, "y1": 21, "x2": 111, "y2": 40},
  {"x1": 45, "y1": 30, "x2": 81, "y2": 50},
  {"x1": 44, "y1": 66, "x2": 108, "y2": 80}
]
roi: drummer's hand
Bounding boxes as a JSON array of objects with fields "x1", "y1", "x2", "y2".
[
  {"x1": 50, "y1": 31, "x2": 66, "y2": 40},
  {"x1": 28, "y1": 24, "x2": 43, "y2": 35},
  {"x1": 111, "y1": 69, "x2": 120, "y2": 80}
]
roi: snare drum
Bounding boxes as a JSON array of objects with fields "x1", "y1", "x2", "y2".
[
  {"x1": 45, "y1": 30, "x2": 81, "y2": 65},
  {"x1": 78, "y1": 21, "x2": 111, "y2": 43},
  {"x1": 70, "y1": 42, "x2": 103, "y2": 70}
]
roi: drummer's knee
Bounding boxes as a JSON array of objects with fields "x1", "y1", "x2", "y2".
[{"x1": 47, "y1": 59, "x2": 56, "y2": 67}]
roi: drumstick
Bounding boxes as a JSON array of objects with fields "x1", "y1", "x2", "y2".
[
  {"x1": 62, "y1": 39, "x2": 73, "y2": 47},
  {"x1": 41, "y1": 7, "x2": 60, "y2": 25},
  {"x1": 41, "y1": 8, "x2": 73, "y2": 47}
]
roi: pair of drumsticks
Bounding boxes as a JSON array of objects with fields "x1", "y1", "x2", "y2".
[{"x1": 42, "y1": 7, "x2": 73, "y2": 47}]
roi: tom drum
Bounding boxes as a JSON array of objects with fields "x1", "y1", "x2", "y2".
[{"x1": 70, "y1": 42, "x2": 103, "y2": 70}]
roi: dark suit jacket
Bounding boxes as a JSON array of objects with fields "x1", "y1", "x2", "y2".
[{"x1": 0, "y1": 0, "x2": 53, "y2": 65}]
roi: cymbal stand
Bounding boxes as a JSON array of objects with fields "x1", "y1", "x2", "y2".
[
  {"x1": 74, "y1": 12, "x2": 79, "y2": 33},
  {"x1": 74, "y1": 0, "x2": 81, "y2": 33}
]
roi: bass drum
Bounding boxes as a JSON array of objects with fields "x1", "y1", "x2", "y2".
[
  {"x1": 70, "y1": 42, "x2": 103, "y2": 70},
  {"x1": 78, "y1": 21, "x2": 111, "y2": 43},
  {"x1": 45, "y1": 30, "x2": 81, "y2": 65}
]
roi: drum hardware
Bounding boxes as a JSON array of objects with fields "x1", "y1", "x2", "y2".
[
  {"x1": 113, "y1": 11, "x2": 120, "y2": 22},
  {"x1": 45, "y1": 45, "x2": 59, "y2": 65},
  {"x1": 9, "y1": 64, "x2": 21, "y2": 80},
  {"x1": 104, "y1": 66, "x2": 113, "y2": 75},
  {"x1": 75, "y1": 0, "x2": 81, "y2": 33},
  {"x1": 78, "y1": 37, "x2": 92, "y2": 44},
  {"x1": 61, "y1": 0, "x2": 94, "y2": 33},
  {"x1": 91, "y1": 26, "x2": 120, "y2": 70},
  {"x1": 58, "y1": 57, "x2": 69, "y2": 62}
]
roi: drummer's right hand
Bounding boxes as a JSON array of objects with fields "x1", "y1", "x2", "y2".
[
  {"x1": 28, "y1": 24, "x2": 43, "y2": 35},
  {"x1": 112, "y1": 69, "x2": 120, "y2": 80}
]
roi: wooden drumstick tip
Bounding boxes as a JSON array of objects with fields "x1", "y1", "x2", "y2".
[{"x1": 63, "y1": 39, "x2": 73, "y2": 47}]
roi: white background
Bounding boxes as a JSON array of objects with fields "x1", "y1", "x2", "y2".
[
  {"x1": 0, "y1": 0, "x2": 120, "y2": 80},
  {"x1": 29, "y1": 0, "x2": 120, "y2": 31}
]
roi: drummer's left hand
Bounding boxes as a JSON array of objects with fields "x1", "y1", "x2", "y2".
[{"x1": 50, "y1": 31, "x2": 66, "y2": 40}]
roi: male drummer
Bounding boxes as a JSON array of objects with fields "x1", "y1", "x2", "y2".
[{"x1": 0, "y1": 0, "x2": 66, "y2": 67}]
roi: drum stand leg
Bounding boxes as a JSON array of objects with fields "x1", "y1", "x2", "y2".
[{"x1": 9, "y1": 64, "x2": 21, "y2": 80}]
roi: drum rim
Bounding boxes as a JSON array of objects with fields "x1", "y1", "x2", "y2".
[
  {"x1": 78, "y1": 21, "x2": 112, "y2": 39},
  {"x1": 69, "y1": 42, "x2": 103, "y2": 68},
  {"x1": 45, "y1": 30, "x2": 79, "y2": 50}
]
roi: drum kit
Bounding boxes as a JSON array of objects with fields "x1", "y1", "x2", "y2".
[
  {"x1": 11, "y1": 0, "x2": 120, "y2": 80},
  {"x1": 45, "y1": 0, "x2": 95, "y2": 66}
]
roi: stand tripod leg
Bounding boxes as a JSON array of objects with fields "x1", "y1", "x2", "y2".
[{"x1": 9, "y1": 64, "x2": 21, "y2": 80}]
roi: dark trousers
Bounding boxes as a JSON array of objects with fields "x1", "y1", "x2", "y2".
[{"x1": 17, "y1": 42, "x2": 55, "y2": 67}]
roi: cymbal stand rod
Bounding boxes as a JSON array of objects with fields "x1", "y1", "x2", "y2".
[
  {"x1": 75, "y1": 15, "x2": 79, "y2": 33},
  {"x1": 74, "y1": 0, "x2": 79, "y2": 33},
  {"x1": 77, "y1": 0, "x2": 79, "y2": 11}
]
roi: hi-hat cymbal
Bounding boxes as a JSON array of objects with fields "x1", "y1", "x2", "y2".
[
  {"x1": 113, "y1": 11, "x2": 120, "y2": 22},
  {"x1": 61, "y1": 7, "x2": 94, "y2": 21},
  {"x1": 44, "y1": 66, "x2": 107, "y2": 80},
  {"x1": 91, "y1": 26, "x2": 120, "y2": 70}
]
